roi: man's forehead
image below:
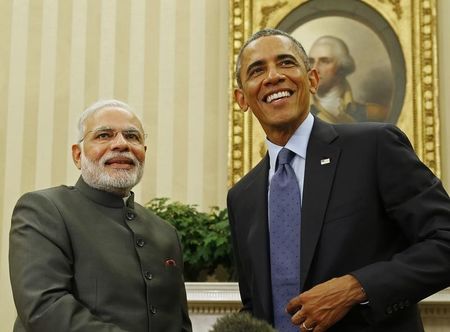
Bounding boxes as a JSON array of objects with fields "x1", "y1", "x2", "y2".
[
  {"x1": 242, "y1": 35, "x2": 300, "y2": 64},
  {"x1": 86, "y1": 107, "x2": 142, "y2": 129},
  {"x1": 309, "y1": 42, "x2": 334, "y2": 56}
]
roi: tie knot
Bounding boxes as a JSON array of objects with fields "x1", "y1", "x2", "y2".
[{"x1": 277, "y1": 148, "x2": 295, "y2": 166}]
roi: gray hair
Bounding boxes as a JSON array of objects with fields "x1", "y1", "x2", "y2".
[
  {"x1": 310, "y1": 35, "x2": 355, "y2": 76},
  {"x1": 77, "y1": 99, "x2": 139, "y2": 142},
  {"x1": 235, "y1": 28, "x2": 311, "y2": 89}
]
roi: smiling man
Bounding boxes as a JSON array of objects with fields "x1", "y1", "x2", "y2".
[
  {"x1": 228, "y1": 29, "x2": 450, "y2": 332},
  {"x1": 9, "y1": 100, "x2": 192, "y2": 332}
]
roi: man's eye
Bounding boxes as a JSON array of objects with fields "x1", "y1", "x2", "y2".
[
  {"x1": 124, "y1": 132, "x2": 140, "y2": 141},
  {"x1": 96, "y1": 131, "x2": 113, "y2": 139},
  {"x1": 249, "y1": 67, "x2": 263, "y2": 77},
  {"x1": 280, "y1": 59, "x2": 295, "y2": 66}
]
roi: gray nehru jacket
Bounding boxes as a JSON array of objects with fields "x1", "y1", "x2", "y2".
[{"x1": 9, "y1": 177, "x2": 191, "y2": 332}]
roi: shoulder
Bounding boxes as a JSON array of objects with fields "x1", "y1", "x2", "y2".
[
  {"x1": 312, "y1": 118, "x2": 412, "y2": 154},
  {"x1": 324, "y1": 120, "x2": 407, "y2": 143},
  {"x1": 16, "y1": 185, "x2": 75, "y2": 207},
  {"x1": 332, "y1": 121, "x2": 391, "y2": 134},
  {"x1": 338, "y1": 122, "x2": 411, "y2": 147},
  {"x1": 12, "y1": 186, "x2": 77, "y2": 236}
]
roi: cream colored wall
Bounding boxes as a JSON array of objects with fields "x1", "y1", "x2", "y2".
[
  {"x1": 0, "y1": 0, "x2": 229, "y2": 330},
  {"x1": 1, "y1": 0, "x2": 449, "y2": 331}
]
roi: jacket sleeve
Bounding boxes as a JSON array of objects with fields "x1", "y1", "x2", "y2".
[
  {"x1": 174, "y1": 230, "x2": 193, "y2": 332},
  {"x1": 9, "y1": 191, "x2": 129, "y2": 332},
  {"x1": 351, "y1": 124, "x2": 450, "y2": 323}
]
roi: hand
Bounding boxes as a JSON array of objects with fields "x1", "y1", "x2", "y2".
[{"x1": 286, "y1": 275, "x2": 367, "y2": 331}]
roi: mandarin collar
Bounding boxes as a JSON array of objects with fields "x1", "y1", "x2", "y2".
[{"x1": 75, "y1": 176, "x2": 135, "y2": 209}]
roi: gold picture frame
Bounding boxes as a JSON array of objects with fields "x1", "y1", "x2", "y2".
[{"x1": 228, "y1": 0, "x2": 440, "y2": 186}]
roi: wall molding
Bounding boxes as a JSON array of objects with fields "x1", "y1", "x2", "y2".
[
  {"x1": 186, "y1": 282, "x2": 450, "y2": 319},
  {"x1": 186, "y1": 282, "x2": 242, "y2": 314}
]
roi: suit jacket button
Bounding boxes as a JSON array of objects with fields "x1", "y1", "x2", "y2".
[
  {"x1": 144, "y1": 271, "x2": 153, "y2": 280},
  {"x1": 126, "y1": 212, "x2": 135, "y2": 220},
  {"x1": 149, "y1": 306, "x2": 157, "y2": 314},
  {"x1": 136, "y1": 239, "x2": 145, "y2": 247}
]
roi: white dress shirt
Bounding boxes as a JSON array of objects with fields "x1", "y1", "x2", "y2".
[{"x1": 266, "y1": 112, "x2": 315, "y2": 205}]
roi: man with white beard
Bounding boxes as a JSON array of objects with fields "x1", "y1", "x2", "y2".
[{"x1": 9, "y1": 100, "x2": 192, "y2": 332}]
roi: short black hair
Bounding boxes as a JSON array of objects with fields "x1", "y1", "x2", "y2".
[{"x1": 235, "y1": 28, "x2": 311, "y2": 88}]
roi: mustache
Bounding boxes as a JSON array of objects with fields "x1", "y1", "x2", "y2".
[{"x1": 100, "y1": 151, "x2": 141, "y2": 167}]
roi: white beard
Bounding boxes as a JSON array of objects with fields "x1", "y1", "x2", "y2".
[{"x1": 80, "y1": 151, "x2": 144, "y2": 195}]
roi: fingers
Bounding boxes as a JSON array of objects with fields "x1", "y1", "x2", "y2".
[
  {"x1": 289, "y1": 306, "x2": 327, "y2": 332},
  {"x1": 287, "y1": 276, "x2": 362, "y2": 331},
  {"x1": 290, "y1": 310, "x2": 314, "y2": 332},
  {"x1": 300, "y1": 320, "x2": 315, "y2": 331},
  {"x1": 290, "y1": 307, "x2": 305, "y2": 325},
  {"x1": 286, "y1": 294, "x2": 302, "y2": 315}
]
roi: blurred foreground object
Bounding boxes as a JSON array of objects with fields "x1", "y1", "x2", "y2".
[{"x1": 210, "y1": 312, "x2": 275, "y2": 332}]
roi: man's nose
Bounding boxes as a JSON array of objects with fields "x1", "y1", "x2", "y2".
[
  {"x1": 110, "y1": 132, "x2": 130, "y2": 150},
  {"x1": 264, "y1": 65, "x2": 284, "y2": 84}
]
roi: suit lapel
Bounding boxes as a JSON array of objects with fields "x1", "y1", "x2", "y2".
[{"x1": 300, "y1": 118, "x2": 341, "y2": 291}]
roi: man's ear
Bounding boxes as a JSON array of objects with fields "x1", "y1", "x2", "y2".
[
  {"x1": 71, "y1": 144, "x2": 82, "y2": 170},
  {"x1": 234, "y1": 88, "x2": 249, "y2": 112},
  {"x1": 308, "y1": 68, "x2": 319, "y2": 94}
]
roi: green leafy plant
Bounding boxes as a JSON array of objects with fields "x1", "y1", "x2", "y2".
[{"x1": 145, "y1": 198, "x2": 235, "y2": 281}]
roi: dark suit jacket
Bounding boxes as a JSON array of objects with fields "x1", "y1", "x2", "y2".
[
  {"x1": 9, "y1": 177, "x2": 192, "y2": 332},
  {"x1": 227, "y1": 117, "x2": 450, "y2": 331}
]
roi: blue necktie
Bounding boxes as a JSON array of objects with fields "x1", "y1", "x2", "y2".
[{"x1": 269, "y1": 148, "x2": 301, "y2": 332}]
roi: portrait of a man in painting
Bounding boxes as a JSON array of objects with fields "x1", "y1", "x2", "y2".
[
  {"x1": 289, "y1": 14, "x2": 402, "y2": 125},
  {"x1": 308, "y1": 35, "x2": 389, "y2": 124}
]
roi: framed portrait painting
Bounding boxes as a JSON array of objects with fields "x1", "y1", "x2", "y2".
[{"x1": 228, "y1": 0, "x2": 440, "y2": 185}]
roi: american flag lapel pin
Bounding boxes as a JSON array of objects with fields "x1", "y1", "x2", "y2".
[{"x1": 320, "y1": 158, "x2": 331, "y2": 165}]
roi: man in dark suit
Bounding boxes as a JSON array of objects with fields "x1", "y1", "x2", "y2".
[
  {"x1": 228, "y1": 28, "x2": 450, "y2": 332},
  {"x1": 9, "y1": 99, "x2": 192, "y2": 332}
]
